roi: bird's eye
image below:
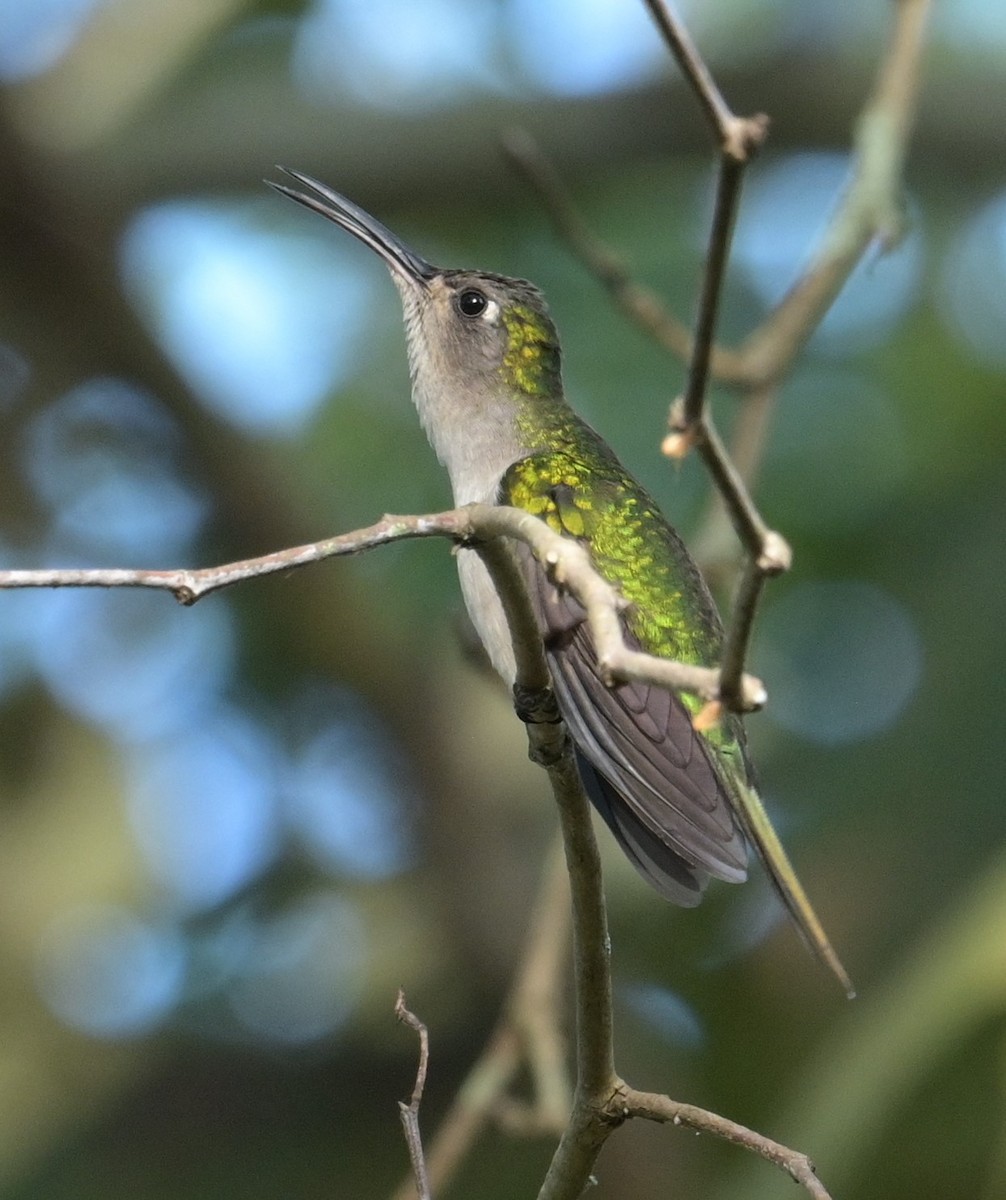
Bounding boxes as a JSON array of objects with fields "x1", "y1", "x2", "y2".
[{"x1": 457, "y1": 289, "x2": 488, "y2": 318}]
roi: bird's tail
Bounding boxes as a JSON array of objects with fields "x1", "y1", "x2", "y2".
[{"x1": 736, "y1": 785, "x2": 856, "y2": 999}]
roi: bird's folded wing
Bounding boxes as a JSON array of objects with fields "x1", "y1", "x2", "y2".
[{"x1": 513, "y1": 541, "x2": 748, "y2": 899}]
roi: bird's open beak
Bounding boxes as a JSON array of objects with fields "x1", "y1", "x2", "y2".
[{"x1": 268, "y1": 167, "x2": 434, "y2": 290}]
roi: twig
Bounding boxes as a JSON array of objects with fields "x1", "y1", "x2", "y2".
[
  {"x1": 717, "y1": 555, "x2": 773, "y2": 712},
  {"x1": 619, "y1": 1085, "x2": 834, "y2": 1200},
  {"x1": 640, "y1": 0, "x2": 784, "y2": 690},
  {"x1": 0, "y1": 511, "x2": 474, "y2": 605},
  {"x1": 641, "y1": 0, "x2": 762, "y2": 158},
  {"x1": 509, "y1": 3, "x2": 931, "y2": 397},
  {"x1": 501, "y1": 837, "x2": 573, "y2": 1133},
  {"x1": 507, "y1": 2, "x2": 930, "y2": 725},
  {"x1": 640, "y1": 0, "x2": 772, "y2": 431},
  {"x1": 647, "y1": 0, "x2": 770, "y2": 431},
  {"x1": 390, "y1": 1025, "x2": 521, "y2": 1200},
  {"x1": 689, "y1": 384, "x2": 778, "y2": 583},
  {"x1": 679, "y1": 149, "x2": 749, "y2": 429},
  {"x1": 395, "y1": 991, "x2": 432, "y2": 1200},
  {"x1": 389, "y1": 839, "x2": 571, "y2": 1200},
  {"x1": 0, "y1": 505, "x2": 767, "y2": 712},
  {"x1": 667, "y1": 404, "x2": 791, "y2": 708},
  {"x1": 501, "y1": 128, "x2": 710, "y2": 368}
]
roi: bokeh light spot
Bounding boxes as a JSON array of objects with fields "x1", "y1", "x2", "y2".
[
  {"x1": 121, "y1": 200, "x2": 372, "y2": 435},
  {"x1": 22, "y1": 377, "x2": 207, "y2": 562},
  {"x1": 128, "y1": 709, "x2": 281, "y2": 912},
  {"x1": 284, "y1": 684, "x2": 414, "y2": 879},
  {"x1": 933, "y1": 0, "x2": 1006, "y2": 50},
  {"x1": 0, "y1": 0, "x2": 98, "y2": 82},
  {"x1": 28, "y1": 588, "x2": 235, "y2": 743},
  {"x1": 937, "y1": 189, "x2": 1006, "y2": 368},
  {"x1": 757, "y1": 580, "x2": 923, "y2": 745},
  {"x1": 0, "y1": 341, "x2": 31, "y2": 409},
  {"x1": 294, "y1": 0, "x2": 500, "y2": 108},
  {"x1": 620, "y1": 982, "x2": 705, "y2": 1049},
  {"x1": 227, "y1": 891, "x2": 364, "y2": 1044},
  {"x1": 509, "y1": 0, "x2": 665, "y2": 95},
  {"x1": 36, "y1": 904, "x2": 186, "y2": 1038},
  {"x1": 731, "y1": 152, "x2": 923, "y2": 353}
]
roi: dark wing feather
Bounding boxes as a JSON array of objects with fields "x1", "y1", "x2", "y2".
[{"x1": 516, "y1": 542, "x2": 748, "y2": 902}]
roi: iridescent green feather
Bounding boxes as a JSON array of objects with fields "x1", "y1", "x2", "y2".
[{"x1": 503, "y1": 438, "x2": 744, "y2": 757}]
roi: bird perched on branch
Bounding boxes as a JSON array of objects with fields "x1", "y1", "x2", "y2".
[{"x1": 269, "y1": 168, "x2": 852, "y2": 997}]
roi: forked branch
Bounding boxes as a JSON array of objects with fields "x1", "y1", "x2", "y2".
[{"x1": 394, "y1": 992, "x2": 433, "y2": 1200}]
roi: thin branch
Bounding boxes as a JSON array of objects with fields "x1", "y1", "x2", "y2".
[
  {"x1": 664, "y1": 405, "x2": 767, "y2": 559},
  {"x1": 0, "y1": 511, "x2": 473, "y2": 605},
  {"x1": 0, "y1": 505, "x2": 766, "y2": 711},
  {"x1": 641, "y1": 0, "x2": 773, "y2": 432},
  {"x1": 666, "y1": 403, "x2": 791, "y2": 709},
  {"x1": 500, "y1": 837, "x2": 573, "y2": 1134},
  {"x1": 717, "y1": 555, "x2": 773, "y2": 713},
  {"x1": 501, "y1": 128, "x2": 710, "y2": 368},
  {"x1": 618, "y1": 1085, "x2": 834, "y2": 1200},
  {"x1": 689, "y1": 384, "x2": 778, "y2": 581},
  {"x1": 640, "y1": 0, "x2": 783, "y2": 685},
  {"x1": 390, "y1": 1026, "x2": 520, "y2": 1200},
  {"x1": 507, "y1": 0, "x2": 931, "y2": 397},
  {"x1": 680, "y1": 151, "x2": 748, "y2": 429},
  {"x1": 508, "y1": 2, "x2": 930, "y2": 731},
  {"x1": 390, "y1": 842, "x2": 572, "y2": 1200},
  {"x1": 395, "y1": 991, "x2": 433, "y2": 1200},
  {"x1": 641, "y1": 0, "x2": 733, "y2": 137},
  {"x1": 641, "y1": 0, "x2": 771, "y2": 163}
]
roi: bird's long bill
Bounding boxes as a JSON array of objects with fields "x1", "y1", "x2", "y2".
[{"x1": 268, "y1": 167, "x2": 434, "y2": 289}]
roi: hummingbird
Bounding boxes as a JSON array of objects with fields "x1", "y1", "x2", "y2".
[{"x1": 269, "y1": 168, "x2": 853, "y2": 997}]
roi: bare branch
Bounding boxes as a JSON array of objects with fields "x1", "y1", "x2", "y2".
[
  {"x1": 390, "y1": 841, "x2": 572, "y2": 1200},
  {"x1": 503, "y1": 838, "x2": 573, "y2": 1132},
  {"x1": 635, "y1": 2, "x2": 772, "y2": 435},
  {"x1": 501, "y1": 128, "x2": 711, "y2": 367},
  {"x1": 679, "y1": 149, "x2": 749, "y2": 429},
  {"x1": 718, "y1": 554, "x2": 774, "y2": 712},
  {"x1": 0, "y1": 505, "x2": 766, "y2": 712},
  {"x1": 689, "y1": 384, "x2": 778, "y2": 583},
  {"x1": 665, "y1": 401, "x2": 791, "y2": 708},
  {"x1": 636, "y1": 2, "x2": 787, "y2": 697},
  {"x1": 507, "y1": 0, "x2": 932, "y2": 394},
  {"x1": 508, "y1": 0, "x2": 781, "y2": 725},
  {"x1": 640, "y1": 0, "x2": 773, "y2": 430},
  {"x1": 619, "y1": 1085, "x2": 835, "y2": 1200},
  {"x1": 395, "y1": 991, "x2": 433, "y2": 1200},
  {"x1": 0, "y1": 511, "x2": 474, "y2": 605},
  {"x1": 508, "y1": 2, "x2": 930, "y2": 732},
  {"x1": 390, "y1": 1025, "x2": 520, "y2": 1200},
  {"x1": 641, "y1": 0, "x2": 767, "y2": 161}
]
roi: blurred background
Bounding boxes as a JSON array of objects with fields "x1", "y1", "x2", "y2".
[{"x1": 0, "y1": 1, "x2": 1004, "y2": 1197}]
